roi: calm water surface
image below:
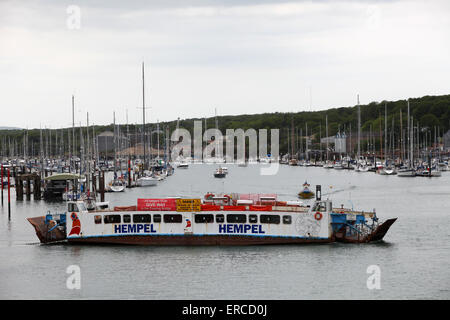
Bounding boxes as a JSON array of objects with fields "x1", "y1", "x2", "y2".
[{"x1": 0, "y1": 164, "x2": 449, "y2": 299}]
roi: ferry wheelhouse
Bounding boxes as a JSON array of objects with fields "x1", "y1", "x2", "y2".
[{"x1": 27, "y1": 186, "x2": 396, "y2": 245}]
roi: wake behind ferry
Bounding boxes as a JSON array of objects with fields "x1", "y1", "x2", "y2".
[{"x1": 27, "y1": 186, "x2": 396, "y2": 245}]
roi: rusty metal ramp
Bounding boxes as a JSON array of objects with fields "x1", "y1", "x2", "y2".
[{"x1": 368, "y1": 218, "x2": 397, "y2": 242}]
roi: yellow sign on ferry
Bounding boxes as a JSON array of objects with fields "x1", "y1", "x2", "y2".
[{"x1": 176, "y1": 199, "x2": 201, "y2": 212}]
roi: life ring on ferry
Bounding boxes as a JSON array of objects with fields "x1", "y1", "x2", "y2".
[
  {"x1": 314, "y1": 211, "x2": 323, "y2": 221},
  {"x1": 224, "y1": 194, "x2": 231, "y2": 204},
  {"x1": 205, "y1": 193, "x2": 215, "y2": 200}
]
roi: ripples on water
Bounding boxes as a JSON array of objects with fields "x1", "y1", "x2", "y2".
[{"x1": 0, "y1": 164, "x2": 449, "y2": 299}]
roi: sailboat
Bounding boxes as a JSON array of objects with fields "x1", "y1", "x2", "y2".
[
  {"x1": 398, "y1": 100, "x2": 416, "y2": 177},
  {"x1": 136, "y1": 174, "x2": 158, "y2": 186},
  {"x1": 109, "y1": 112, "x2": 126, "y2": 191}
]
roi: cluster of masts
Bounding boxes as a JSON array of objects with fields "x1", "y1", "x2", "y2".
[{"x1": 281, "y1": 98, "x2": 448, "y2": 170}]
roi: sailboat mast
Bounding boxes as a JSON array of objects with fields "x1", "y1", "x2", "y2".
[
  {"x1": 384, "y1": 102, "x2": 387, "y2": 165},
  {"x1": 357, "y1": 95, "x2": 360, "y2": 160},
  {"x1": 325, "y1": 115, "x2": 328, "y2": 161},
  {"x1": 113, "y1": 111, "x2": 117, "y2": 178},
  {"x1": 291, "y1": 118, "x2": 295, "y2": 160},
  {"x1": 157, "y1": 120, "x2": 160, "y2": 160},
  {"x1": 407, "y1": 99, "x2": 410, "y2": 167},
  {"x1": 400, "y1": 109, "x2": 403, "y2": 163},
  {"x1": 142, "y1": 62, "x2": 146, "y2": 170},
  {"x1": 410, "y1": 116, "x2": 414, "y2": 168}
]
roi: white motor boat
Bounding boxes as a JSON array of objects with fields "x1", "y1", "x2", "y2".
[
  {"x1": 136, "y1": 176, "x2": 158, "y2": 187},
  {"x1": 110, "y1": 179, "x2": 126, "y2": 192},
  {"x1": 397, "y1": 168, "x2": 416, "y2": 177},
  {"x1": 323, "y1": 161, "x2": 334, "y2": 169},
  {"x1": 383, "y1": 167, "x2": 397, "y2": 175},
  {"x1": 421, "y1": 167, "x2": 441, "y2": 177},
  {"x1": 355, "y1": 165, "x2": 369, "y2": 172},
  {"x1": 437, "y1": 162, "x2": 448, "y2": 171},
  {"x1": 431, "y1": 170, "x2": 442, "y2": 177},
  {"x1": 177, "y1": 162, "x2": 189, "y2": 169},
  {"x1": 333, "y1": 162, "x2": 343, "y2": 170},
  {"x1": 237, "y1": 161, "x2": 248, "y2": 167}
]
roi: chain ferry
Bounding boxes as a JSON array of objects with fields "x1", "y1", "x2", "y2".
[{"x1": 27, "y1": 186, "x2": 396, "y2": 245}]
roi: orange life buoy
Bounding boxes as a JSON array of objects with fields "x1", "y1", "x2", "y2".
[
  {"x1": 314, "y1": 211, "x2": 323, "y2": 221},
  {"x1": 224, "y1": 194, "x2": 231, "y2": 204}
]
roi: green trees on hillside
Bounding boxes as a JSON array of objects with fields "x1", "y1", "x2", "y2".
[{"x1": 1, "y1": 94, "x2": 450, "y2": 157}]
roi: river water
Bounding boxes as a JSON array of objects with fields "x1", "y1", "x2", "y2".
[{"x1": 0, "y1": 164, "x2": 449, "y2": 299}]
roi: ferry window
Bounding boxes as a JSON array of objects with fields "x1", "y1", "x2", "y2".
[
  {"x1": 312, "y1": 202, "x2": 327, "y2": 212},
  {"x1": 68, "y1": 203, "x2": 78, "y2": 212},
  {"x1": 123, "y1": 215, "x2": 131, "y2": 223},
  {"x1": 153, "y1": 214, "x2": 161, "y2": 223},
  {"x1": 133, "y1": 214, "x2": 151, "y2": 223},
  {"x1": 216, "y1": 214, "x2": 225, "y2": 223},
  {"x1": 195, "y1": 214, "x2": 214, "y2": 223},
  {"x1": 227, "y1": 214, "x2": 247, "y2": 223},
  {"x1": 319, "y1": 202, "x2": 326, "y2": 212},
  {"x1": 78, "y1": 203, "x2": 87, "y2": 212},
  {"x1": 249, "y1": 215, "x2": 258, "y2": 223},
  {"x1": 104, "y1": 215, "x2": 121, "y2": 224},
  {"x1": 94, "y1": 215, "x2": 102, "y2": 224},
  {"x1": 260, "y1": 214, "x2": 280, "y2": 224},
  {"x1": 164, "y1": 214, "x2": 182, "y2": 223},
  {"x1": 283, "y1": 215, "x2": 292, "y2": 224}
]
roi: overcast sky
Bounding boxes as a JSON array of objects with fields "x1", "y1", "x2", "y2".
[{"x1": 1, "y1": 0, "x2": 449, "y2": 129}]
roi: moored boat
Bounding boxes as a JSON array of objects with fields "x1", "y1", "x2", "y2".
[
  {"x1": 136, "y1": 175, "x2": 158, "y2": 187},
  {"x1": 213, "y1": 168, "x2": 226, "y2": 178},
  {"x1": 109, "y1": 179, "x2": 126, "y2": 192},
  {"x1": 177, "y1": 162, "x2": 189, "y2": 169},
  {"x1": 397, "y1": 167, "x2": 416, "y2": 177},
  {"x1": 298, "y1": 181, "x2": 315, "y2": 199}
]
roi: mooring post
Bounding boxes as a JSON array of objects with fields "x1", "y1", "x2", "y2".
[
  {"x1": 8, "y1": 168, "x2": 11, "y2": 221},
  {"x1": 17, "y1": 176, "x2": 24, "y2": 201},
  {"x1": 128, "y1": 159, "x2": 131, "y2": 188},
  {"x1": 1, "y1": 165, "x2": 3, "y2": 206},
  {"x1": 34, "y1": 175, "x2": 41, "y2": 200},
  {"x1": 26, "y1": 178, "x2": 31, "y2": 200},
  {"x1": 92, "y1": 172, "x2": 96, "y2": 194},
  {"x1": 100, "y1": 171, "x2": 105, "y2": 202}
]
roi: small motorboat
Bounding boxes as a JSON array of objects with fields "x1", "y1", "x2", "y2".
[
  {"x1": 323, "y1": 161, "x2": 334, "y2": 169},
  {"x1": 333, "y1": 162, "x2": 343, "y2": 170},
  {"x1": 136, "y1": 175, "x2": 158, "y2": 187},
  {"x1": 381, "y1": 167, "x2": 397, "y2": 175},
  {"x1": 237, "y1": 161, "x2": 248, "y2": 167},
  {"x1": 298, "y1": 181, "x2": 315, "y2": 199},
  {"x1": 417, "y1": 167, "x2": 441, "y2": 177},
  {"x1": 397, "y1": 167, "x2": 416, "y2": 177},
  {"x1": 109, "y1": 179, "x2": 126, "y2": 192},
  {"x1": 214, "y1": 168, "x2": 226, "y2": 178},
  {"x1": 177, "y1": 162, "x2": 189, "y2": 169}
]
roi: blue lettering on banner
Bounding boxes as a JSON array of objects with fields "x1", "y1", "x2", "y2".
[
  {"x1": 114, "y1": 224, "x2": 156, "y2": 234},
  {"x1": 218, "y1": 224, "x2": 265, "y2": 234}
]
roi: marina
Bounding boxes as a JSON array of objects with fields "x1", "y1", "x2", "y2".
[{"x1": 2, "y1": 0, "x2": 450, "y2": 306}]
